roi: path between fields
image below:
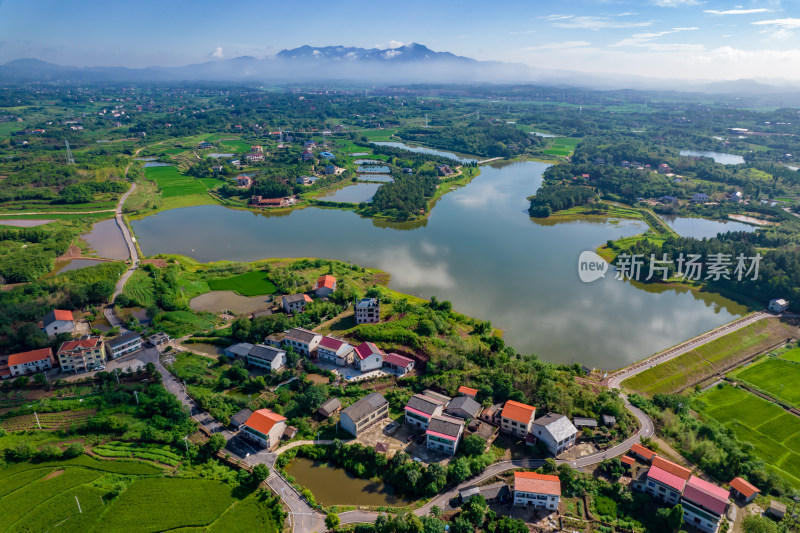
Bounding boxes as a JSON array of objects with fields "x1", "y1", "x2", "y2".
[{"x1": 0, "y1": 209, "x2": 116, "y2": 215}]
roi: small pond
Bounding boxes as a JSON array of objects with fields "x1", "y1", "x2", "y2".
[
  {"x1": 353, "y1": 159, "x2": 383, "y2": 165},
  {"x1": 52, "y1": 259, "x2": 107, "y2": 274},
  {"x1": 189, "y1": 291, "x2": 272, "y2": 314},
  {"x1": 207, "y1": 153, "x2": 234, "y2": 159},
  {"x1": 285, "y1": 457, "x2": 411, "y2": 507},
  {"x1": 357, "y1": 165, "x2": 391, "y2": 173},
  {"x1": 679, "y1": 150, "x2": 745, "y2": 165},
  {"x1": 530, "y1": 131, "x2": 559, "y2": 138},
  {"x1": 317, "y1": 183, "x2": 380, "y2": 203},
  {"x1": 349, "y1": 152, "x2": 371, "y2": 156},
  {"x1": 0, "y1": 219, "x2": 54, "y2": 227},
  {"x1": 82, "y1": 219, "x2": 129, "y2": 260},
  {"x1": 357, "y1": 174, "x2": 394, "y2": 182},
  {"x1": 660, "y1": 215, "x2": 756, "y2": 239},
  {"x1": 182, "y1": 342, "x2": 225, "y2": 357},
  {"x1": 144, "y1": 161, "x2": 171, "y2": 168}
]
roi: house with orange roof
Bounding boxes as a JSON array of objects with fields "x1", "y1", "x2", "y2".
[
  {"x1": 630, "y1": 442, "x2": 656, "y2": 463},
  {"x1": 513, "y1": 471, "x2": 561, "y2": 510},
  {"x1": 729, "y1": 477, "x2": 760, "y2": 504},
  {"x1": 282, "y1": 293, "x2": 313, "y2": 314},
  {"x1": 500, "y1": 400, "x2": 537, "y2": 438},
  {"x1": 457, "y1": 386, "x2": 478, "y2": 398},
  {"x1": 57, "y1": 337, "x2": 106, "y2": 373},
  {"x1": 42, "y1": 309, "x2": 75, "y2": 337},
  {"x1": 313, "y1": 275, "x2": 337, "y2": 298},
  {"x1": 239, "y1": 409, "x2": 287, "y2": 449},
  {"x1": 8, "y1": 348, "x2": 54, "y2": 377}
]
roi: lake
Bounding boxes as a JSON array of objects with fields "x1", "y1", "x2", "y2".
[
  {"x1": 372, "y1": 141, "x2": 478, "y2": 164},
  {"x1": 357, "y1": 166, "x2": 391, "y2": 173},
  {"x1": 133, "y1": 159, "x2": 748, "y2": 369},
  {"x1": 318, "y1": 183, "x2": 380, "y2": 203},
  {"x1": 82, "y1": 219, "x2": 129, "y2": 260},
  {"x1": 357, "y1": 175, "x2": 394, "y2": 182},
  {"x1": 659, "y1": 215, "x2": 756, "y2": 239},
  {"x1": 207, "y1": 153, "x2": 233, "y2": 159},
  {"x1": 679, "y1": 150, "x2": 745, "y2": 165},
  {"x1": 286, "y1": 457, "x2": 410, "y2": 507},
  {"x1": 143, "y1": 161, "x2": 171, "y2": 168}
]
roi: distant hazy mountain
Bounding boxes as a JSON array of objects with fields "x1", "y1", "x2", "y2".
[{"x1": 1, "y1": 43, "x2": 798, "y2": 98}]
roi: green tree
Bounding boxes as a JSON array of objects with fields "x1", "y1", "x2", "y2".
[
  {"x1": 461, "y1": 434, "x2": 486, "y2": 456},
  {"x1": 206, "y1": 433, "x2": 227, "y2": 454},
  {"x1": 325, "y1": 512, "x2": 340, "y2": 530},
  {"x1": 12, "y1": 376, "x2": 29, "y2": 389},
  {"x1": 33, "y1": 373, "x2": 48, "y2": 386},
  {"x1": 462, "y1": 494, "x2": 489, "y2": 527},
  {"x1": 250, "y1": 463, "x2": 269, "y2": 485},
  {"x1": 742, "y1": 515, "x2": 779, "y2": 533}
]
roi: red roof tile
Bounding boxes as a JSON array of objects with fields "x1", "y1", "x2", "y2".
[
  {"x1": 58, "y1": 338, "x2": 101, "y2": 353},
  {"x1": 354, "y1": 341, "x2": 383, "y2": 360},
  {"x1": 501, "y1": 400, "x2": 536, "y2": 425},
  {"x1": 243, "y1": 409, "x2": 286, "y2": 436},
  {"x1": 652, "y1": 456, "x2": 692, "y2": 481},
  {"x1": 647, "y1": 465, "x2": 687, "y2": 492},
  {"x1": 729, "y1": 477, "x2": 759, "y2": 499},
  {"x1": 458, "y1": 386, "x2": 478, "y2": 397},
  {"x1": 683, "y1": 476, "x2": 729, "y2": 515},
  {"x1": 53, "y1": 309, "x2": 74, "y2": 321},
  {"x1": 384, "y1": 352, "x2": 413, "y2": 366},
  {"x1": 315, "y1": 275, "x2": 336, "y2": 290},
  {"x1": 630, "y1": 443, "x2": 656, "y2": 461},
  {"x1": 319, "y1": 336, "x2": 346, "y2": 351},
  {"x1": 8, "y1": 348, "x2": 53, "y2": 367},
  {"x1": 621, "y1": 455, "x2": 635, "y2": 465},
  {"x1": 514, "y1": 472, "x2": 561, "y2": 496}
]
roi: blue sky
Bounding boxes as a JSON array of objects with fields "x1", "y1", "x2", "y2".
[{"x1": 0, "y1": 0, "x2": 798, "y2": 80}]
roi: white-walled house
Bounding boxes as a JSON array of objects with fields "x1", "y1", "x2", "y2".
[
  {"x1": 240, "y1": 409, "x2": 287, "y2": 449},
  {"x1": 340, "y1": 393, "x2": 389, "y2": 437},
  {"x1": 42, "y1": 309, "x2": 75, "y2": 338},
  {"x1": 246, "y1": 344, "x2": 286, "y2": 372},
  {"x1": 317, "y1": 336, "x2": 354, "y2": 367},
  {"x1": 382, "y1": 352, "x2": 415, "y2": 376},
  {"x1": 532, "y1": 413, "x2": 578, "y2": 456},
  {"x1": 8, "y1": 348, "x2": 54, "y2": 377},
  {"x1": 769, "y1": 298, "x2": 789, "y2": 313},
  {"x1": 500, "y1": 400, "x2": 537, "y2": 438},
  {"x1": 405, "y1": 394, "x2": 444, "y2": 430},
  {"x1": 282, "y1": 328, "x2": 322, "y2": 356},
  {"x1": 106, "y1": 331, "x2": 142, "y2": 359},
  {"x1": 426, "y1": 414, "x2": 464, "y2": 456},
  {"x1": 513, "y1": 471, "x2": 561, "y2": 510},
  {"x1": 353, "y1": 341, "x2": 384, "y2": 372}
]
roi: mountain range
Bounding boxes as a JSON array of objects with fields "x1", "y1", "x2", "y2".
[{"x1": 1, "y1": 43, "x2": 798, "y2": 97}]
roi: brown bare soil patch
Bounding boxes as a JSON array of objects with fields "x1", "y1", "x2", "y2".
[{"x1": 44, "y1": 469, "x2": 64, "y2": 480}]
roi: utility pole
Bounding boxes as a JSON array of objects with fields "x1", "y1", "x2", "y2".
[
  {"x1": 114, "y1": 368, "x2": 120, "y2": 384},
  {"x1": 183, "y1": 436, "x2": 189, "y2": 451},
  {"x1": 64, "y1": 138, "x2": 75, "y2": 165},
  {"x1": 133, "y1": 390, "x2": 139, "y2": 405},
  {"x1": 34, "y1": 412, "x2": 42, "y2": 430},
  {"x1": 75, "y1": 496, "x2": 82, "y2": 514}
]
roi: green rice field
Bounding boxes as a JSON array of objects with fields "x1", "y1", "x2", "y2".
[
  {"x1": 144, "y1": 166, "x2": 209, "y2": 198},
  {"x1": 544, "y1": 137, "x2": 581, "y2": 157},
  {"x1": 780, "y1": 347, "x2": 800, "y2": 363},
  {"x1": 694, "y1": 384, "x2": 800, "y2": 488},
  {"x1": 218, "y1": 138, "x2": 253, "y2": 152},
  {"x1": 207, "y1": 270, "x2": 277, "y2": 296},
  {"x1": 733, "y1": 357, "x2": 800, "y2": 407}
]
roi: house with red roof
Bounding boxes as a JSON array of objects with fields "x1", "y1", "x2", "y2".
[
  {"x1": 729, "y1": 477, "x2": 760, "y2": 504},
  {"x1": 239, "y1": 409, "x2": 287, "y2": 449},
  {"x1": 8, "y1": 348, "x2": 54, "y2": 377},
  {"x1": 353, "y1": 341, "x2": 384, "y2": 372},
  {"x1": 313, "y1": 275, "x2": 337, "y2": 298},
  {"x1": 57, "y1": 337, "x2": 106, "y2": 373},
  {"x1": 500, "y1": 400, "x2": 537, "y2": 438},
  {"x1": 457, "y1": 386, "x2": 478, "y2": 398},
  {"x1": 513, "y1": 471, "x2": 561, "y2": 510},
  {"x1": 639, "y1": 456, "x2": 692, "y2": 506},
  {"x1": 317, "y1": 336, "x2": 353, "y2": 367},
  {"x1": 42, "y1": 309, "x2": 75, "y2": 338},
  {"x1": 630, "y1": 443, "x2": 656, "y2": 463},
  {"x1": 382, "y1": 352, "x2": 415, "y2": 376},
  {"x1": 681, "y1": 476, "x2": 729, "y2": 533}
]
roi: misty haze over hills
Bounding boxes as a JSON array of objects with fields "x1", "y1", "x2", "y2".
[{"x1": 1, "y1": 43, "x2": 798, "y2": 97}]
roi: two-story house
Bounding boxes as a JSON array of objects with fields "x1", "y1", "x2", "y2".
[
  {"x1": 426, "y1": 414, "x2": 464, "y2": 455},
  {"x1": 340, "y1": 393, "x2": 389, "y2": 437},
  {"x1": 531, "y1": 413, "x2": 578, "y2": 456},
  {"x1": 42, "y1": 309, "x2": 75, "y2": 338},
  {"x1": 282, "y1": 328, "x2": 322, "y2": 356},
  {"x1": 513, "y1": 471, "x2": 561, "y2": 510},
  {"x1": 106, "y1": 331, "x2": 142, "y2": 359},
  {"x1": 282, "y1": 293, "x2": 313, "y2": 314},
  {"x1": 246, "y1": 344, "x2": 286, "y2": 373},
  {"x1": 682, "y1": 476, "x2": 730, "y2": 533},
  {"x1": 317, "y1": 336, "x2": 353, "y2": 367},
  {"x1": 500, "y1": 400, "x2": 537, "y2": 438},
  {"x1": 240, "y1": 409, "x2": 286, "y2": 449},
  {"x1": 313, "y1": 275, "x2": 336, "y2": 298},
  {"x1": 8, "y1": 348, "x2": 54, "y2": 377},
  {"x1": 382, "y1": 352, "x2": 415, "y2": 376},
  {"x1": 639, "y1": 456, "x2": 692, "y2": 506},
  {"x1": 354, "y1": 298, "x2": 380, "y2": 324},
  {"x1": 405, "y1": 394, "x2": 445, "y2": 430},
  {"x1": 353, "y1": 341, "x2": 384, "y2": 372}
]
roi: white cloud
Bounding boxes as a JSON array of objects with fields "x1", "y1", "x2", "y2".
[
  {"x1": 210, "y1": 47, "x2": 224, "y2": 59},
  {"x1": 374, "y1": 40, "x2": 405, "y2": 49},
  {"x1": 552, "y1": 16, "x2": 653, "y2": 30},
  {"x1": 652, "y1": 0, "x2": 703, "y2": 6},
  {"x1": 752, "y1": 18, "x2": 800, "y2": 29},
  {"x1": 522, "y1": 41, "x2": 592, "y2": 51},
  {"x1": 612, "y1": 27, "x2": 698, "y2": 47},
  {"x1": 383, "y1": 49, "x2": 402, "y2": 59},
  {"x1": 705, "y1": 8, "x2": 772, "y2": 14}
]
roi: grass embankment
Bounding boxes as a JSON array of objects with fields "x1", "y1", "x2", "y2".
[
  {"x1": 622, "y1": 317, "x2": 796, "y2": 395},
  {"x1": 0, "y1": 456, "x2": 281, "y2": 532},
  {"x1": 732, "y1": 357, "x2": 800, "y2": 408},
  {"x1": 693, "y1": 384, "x2": 800, "y2": 488}
]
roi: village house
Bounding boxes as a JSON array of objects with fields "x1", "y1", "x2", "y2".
[
  {"x1": 320, "y1": 151, "x2": 335, "y2": 160},
  {"x1": 460, "y1": 482, "x2": 510, "y2": 504},
  {"x1": 426, "y1": 414, "x2": 464, "y2": 455},
  {"x1": 211, "y1": 165, "x2": 223, "y2": 172},
  {"x1": 249, "y1": 196, "x2": 290, "y2": 208},
  {"x1": 513, "y1": 471, "x2": 561, "y2": 510},
  {"x1": 630, "y1": 443, "x2": 657, "y2": 463},
  {"x1": 602, "y1": 414, "x2": 617, "y2": 427},
  {"x1": 317, "y1": 398, "x2": 342, "y2": 418},
  {"x1": 282, "y1": 327, "x2": 322, "y2": 356},
  {"x1": 8, "y1": 348, "x2": 54, "y2": 377},
  {"x1": 317, "y1": 336, "x2": 354, "y2": 367},
  {"x1": 354, "y1": 297, "x2": 380, "y2": 324},
  {"x1": 692, "y1": 193, "x2": 710, "y2": 203},
  {"x1": 105, "y1": 331, "x2": 142, "y2": 359},
  {"x1": 246, "y1": 344, "x2": 286, "y2": 373},
  {"x1": 251, "y1": 145, "x2": 263, "y2": 153},
  {"x1": 147, "y1": 332, "x2": 170, "y2": 347},
  {"x1": 244, "y1": 152, "x2": 264, "y2": 163},
  {"x1": 224, "y1": 342, "x2": 254, "y2": 359},
  {"x1": 57, "y1": 337, "x2": 106, "y2": 373},
  {"x1": 423, "y1": 390, "x2": 452, "y2": 405},
  {"x1": 197, "y1": 141, "x2": 214, "y2": 149},
  {"x1": 681, "y1": 476, "x2": 729, "y2": 533},
  {"x1": 457, "y1": 386, "x2": 478, "y2": 398},
  {"x1": 532, "y1": 413, "x2": 578, "y2": 455},
  {"x1": 353, "y1": 341, "x2": 384, "y2": 372},
  {"x1": 573, "y1": 417, "x2": 597, "y2": 429},
  {"x1": 729, "y1": 477, "x2": 760, "y2": 504},
  {"x1": 768, "y1": 298, "x2": 790, "y2": 313},
  {"x1": 236, "y1": 175, "x2": 251, "y2": 187},
  {"x1": 282, "y1": 293, "x2": 313, "y2": 314},
  {"x1": 436, "y1": 164, "x2": 454, "y2": 176},
  {"x1": 340, "y1": 392, "x2": 389, "y2": 437},
  {"x1": 239, "y1": 409, "x2": 286, "y2": 449},
  {"x1": 445, "y1": 395, "x2": 482, "y2": 420},
  {"x1": 313, "y1": 275, "x2": 337, "y2": 298},
  {"x1": 42, "y1": 309, "x2": 75, "y2": 338},
  {"x1": 638, "y1": 456, "x2": 692, "y2": 506},
  {"x1": 500, "y1": 400, "x2": 537, "y2": 438},
  {"x1": 405, "y1": 394, "x2": 445, "y2": 430},
  {"x1": 323, "y1": 165, "x2": 336, "y2": 175},
  {"x1": 658, "y1": 163, "x2": 671, "y2": 174},
  {"x1": 382, "y1": 352, "x2": 415, "y2": 376},
  {"x1": 296, "y1": 176, "x2": 317, "y2": 185}
]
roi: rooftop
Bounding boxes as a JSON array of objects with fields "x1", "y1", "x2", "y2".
[
  {"x1": 248, "y1": 344, "x2": 285, "y2": 362},
  {"x1": 426, "y1": 414, "x2": 464, "y2": 439},
  {"x1": 58, "y1": 337, "x2": 101, "y2": 353},
  {"x1": 243, "y1": 409, "x2": 286, "y2": 435},
  {"x1": 534, "y1": 413, "x2": 578, "y2": 441},
  {"x1": 383, "y1": 352, "x2": 414, "y2": 366},
  {"x1": 501, "y1": 400, "x2": 537, "y2": 424},
  {"x1": 647, "y1": 465, "x2": 688, "y2": 492},
  {"x1": 342, "y1": 392, "x2": 388, "y2": 423},
  {"x1": 354, "y1": 341, "x2": 383, "y2": 360},
  {"x1": 630, "y1": 443, "x2": 656, "y2": 460},
  {"x1": 285, "y1": 327, "x2": 320, "y2": 344},
  {"x1": 315, "y1": 275, "x2": 336, "y2": 290},
  {"x1": 406, "y1": 394, "x2": 444, "y2": 416},
  {"x1": 683, "y1": 476, "x2": 729, "y2": 515},
  {"x1": 43, "y1": 309, "x2": 74, "y2": 325},
  {"x1": 729, "y1": 477, "x2": 760, "y2": 499},
  {"x1": 283, "y1": 293, "x2": 313, "y2": 304},
  {"x1": 446, "y1": 396, "x2": 482, "y2": 419},
  {"x1": 651, "y1": 456, "x2": 692, "y2": 481},
  {"x1": 106, "y1": 331, "x2": 141, "y2": 347},
  {"x1": 458, "y1": 386, "x2": 478, "y2": 397},
  {"x1": 514, "y1": 471, "x2": 561, "y2": 496},
  {"x1": 8, "y1": 347, "x2": 53, "y2": 367}
]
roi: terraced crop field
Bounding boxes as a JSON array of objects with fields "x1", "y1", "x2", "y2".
[
  {"x1": 694, "y1": 384, "x2": 800, "y2": 488},
  {"x1": 0, "y1": 409, "x2": 96, "y2": 432},
  {"x1": 93, "y1": 441, "x2": 182, "y2": 466},
  {"x1": 733, "y1": 357, "x2": 800, "y2": 407}
]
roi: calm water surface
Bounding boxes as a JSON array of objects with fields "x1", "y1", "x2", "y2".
[
  {"x1": 318, "y1": 183, "x2": 380, "y2": 203},
  {"x1": 372, "y1": 141, "x2": 478, "y2": 163},
  {"x1": 133, "y1": 160, "x2": 747, "y2": 368},
  {"x1": 679, "y1": 150, "x2": 745, "y2": 165},
  {"x1": 82, "y1": 219, "x2": 129, "y2": 260},
  {"x1": 660, "y1": 215, "x2": 756, "y2": 239},
  {"x1": 286, "y1": 458, "x2": 410, "y2": 507}
]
